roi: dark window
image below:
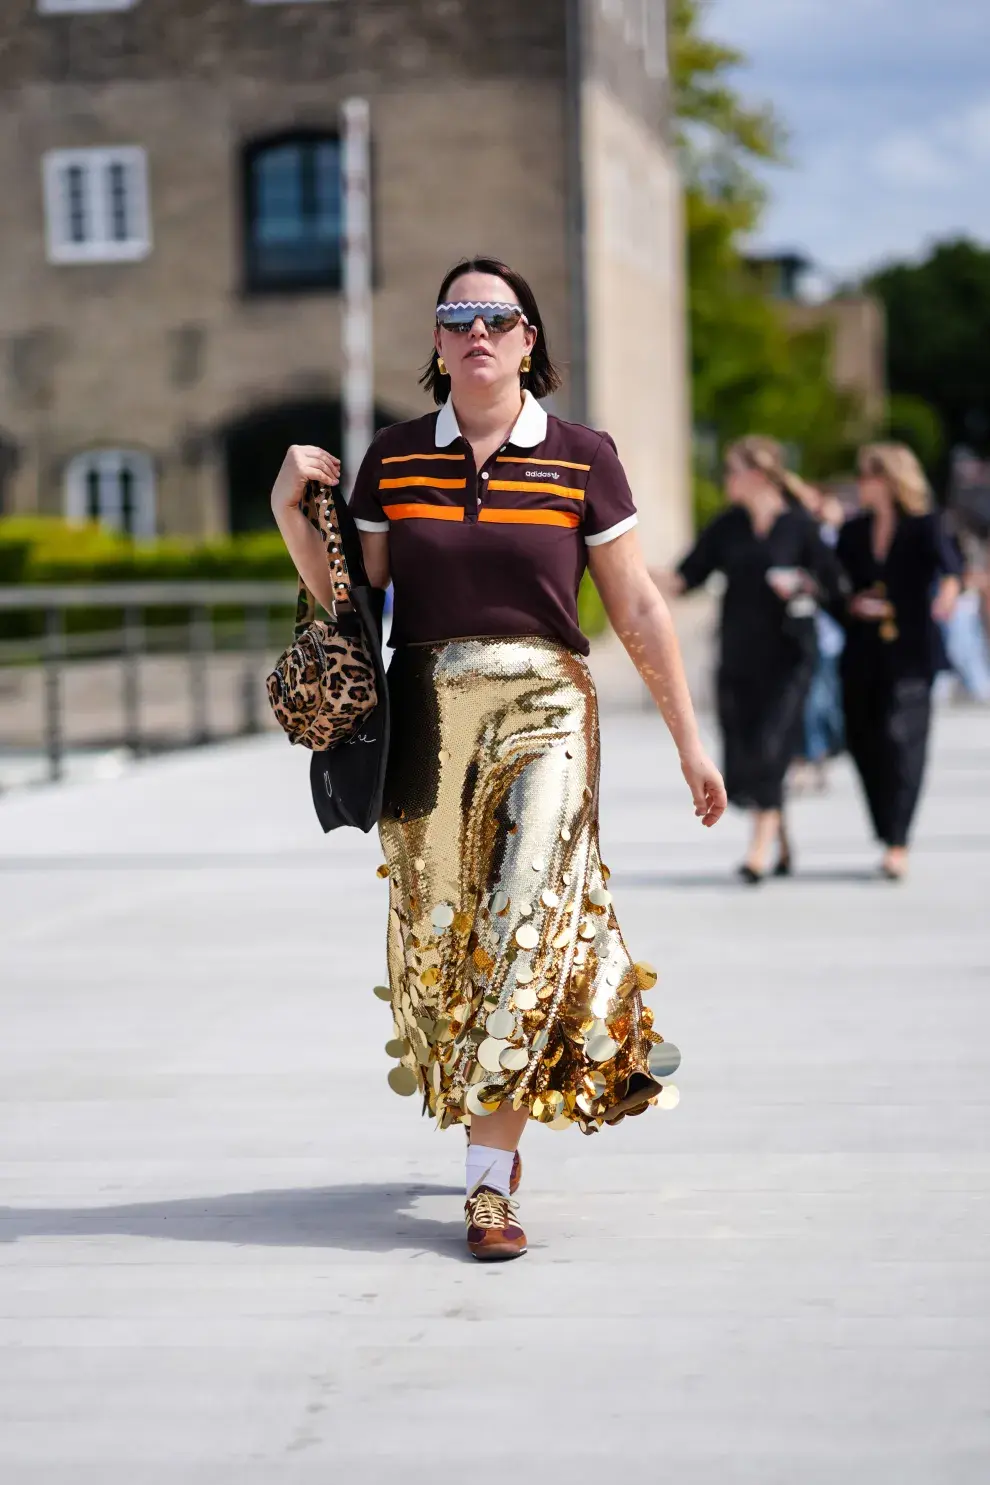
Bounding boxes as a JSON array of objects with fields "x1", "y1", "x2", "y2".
[
  {"x1": 86, "y1": 465, "x2": 101, "y2": 521},
  {"x1": 108, "y1": 160, "x2": 129, "y2": 242},
  {"x1": 245, "y1": 136, "x2": 343, "y2": 292},
  {"x1": 66, "y1": 165, "x2": 87, "y2": 244},
  {"x1": 119, "y1": 463, "x2": 135, "y2": 535}
]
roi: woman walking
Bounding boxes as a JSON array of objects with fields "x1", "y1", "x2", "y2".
[
  {"x1": 837, "y1": 443, "x2": 961, "y2": 879},
  {"x1": 270, "y1": 258, "x2": 724, "y2": 1260},
  {"x1": 667, "y1": 437, "x2": 843, "y2": 881}
]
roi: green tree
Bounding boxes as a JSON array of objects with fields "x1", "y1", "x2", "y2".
[
  {"x1": 671, "y1": 1, "x2": 866, "y2": 511},
  {"x1": 868, "y1": 238, "x2": 990, "y2": 459},
  {"x1": 882, "y1": 393, "x2": 946, "y2": 475}
]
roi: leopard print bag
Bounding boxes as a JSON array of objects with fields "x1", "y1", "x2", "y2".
[{"x1": 266, "y1": 482, "x2": 378, "y2": 750}]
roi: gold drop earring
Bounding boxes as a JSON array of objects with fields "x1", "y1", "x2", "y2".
[
  {"x1": 520, "y1": 354, "x2": 532, "y2": 374},
  {"x1": 437, "y1": 357, "x2": 448, "y2": 376}
]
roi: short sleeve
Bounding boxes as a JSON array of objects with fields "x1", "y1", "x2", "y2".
[
  {"x1": 348, "y1": 433, "x2": 389, "y2": 533},
  {"x1": 927, "y1": 512, "x2": 964, "y2": 578},
  {"x1": 678, "y1": 513, "x2": 727, "y2": 592},
  {"x1": 583, "y1": 434, "x2": 638, "y2": 547}
]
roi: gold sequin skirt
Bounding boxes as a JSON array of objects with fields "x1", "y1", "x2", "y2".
[{"x1": 376, "y1": 636, "x2": 676, "y2": 1134}]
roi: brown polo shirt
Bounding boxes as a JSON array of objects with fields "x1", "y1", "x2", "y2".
[{"x1": 348, "y1": 391, "x2": 638, "y2": 656}]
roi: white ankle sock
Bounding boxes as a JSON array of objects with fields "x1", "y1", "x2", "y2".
[{"x1": 466, "y1": 1144, "x2": 514, "y2": 1198}]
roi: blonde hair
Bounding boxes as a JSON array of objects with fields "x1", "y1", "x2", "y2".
[
  {"x1": 726, "y1": 435, "x2": 819, "y2": 513},
  {"x1": 857, "y1": 442, "x2": 931, "y2": 516}
]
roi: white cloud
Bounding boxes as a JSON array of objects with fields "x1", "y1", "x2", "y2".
[
  {"x1": 707, "y1": 0, "x2": 990, "y2": 276},
  {"x1": 871, "y1": 98, "x2": 990, "y2": 190}
]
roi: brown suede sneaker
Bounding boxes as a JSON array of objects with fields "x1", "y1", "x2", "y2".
[{"x1": 464, "y1": 1185, "x2": 527, "y2": 1261}]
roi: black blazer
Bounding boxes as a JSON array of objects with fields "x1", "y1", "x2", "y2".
[{"x1": 307, "y1": 483, "x2": 390, "y2": 833}]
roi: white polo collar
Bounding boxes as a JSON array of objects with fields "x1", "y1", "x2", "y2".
[{"x1": 435, "y1": 389, "x2": 548, "y2": 449}]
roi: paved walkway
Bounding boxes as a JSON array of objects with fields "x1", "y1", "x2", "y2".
[{"x1": 1, "y1": 704, "x2": 988, "y2": 1483}]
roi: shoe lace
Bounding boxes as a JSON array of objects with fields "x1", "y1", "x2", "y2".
[{"x1": 466, "y1": 1187, "x2": 517, "y2": 1230}]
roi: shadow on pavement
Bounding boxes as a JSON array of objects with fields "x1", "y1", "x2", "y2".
[
  {"x1": 0, "y1": 1183, "x2": 472, "y2": 1260},
  {"x1": 611, "y1": 868, "x2": 881, "y2": 889}
]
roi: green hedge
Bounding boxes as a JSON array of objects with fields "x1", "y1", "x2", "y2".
[
  {"x1": 0, "y1": 516, "x2": 295, "y2": 586},
  {"x1": 0, "y1": 518, "x2": 297, "y2": 644}
]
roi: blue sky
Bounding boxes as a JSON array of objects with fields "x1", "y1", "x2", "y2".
[{"x1": 708, "y1": 0, "x2": 990, "y2": 283}]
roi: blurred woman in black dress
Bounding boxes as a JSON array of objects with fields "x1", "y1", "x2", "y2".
[
  {"x1": 668, "y1": 437, "x2": 843, "y2": 881},
  {"x1": 837, "y1": 444, "x2": 961, "y2": 880}
]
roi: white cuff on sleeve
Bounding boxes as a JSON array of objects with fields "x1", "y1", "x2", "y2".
[
  {"x1": 584, "y1": 514, "x2": 638, "y2": 547},
  {"x1": 354, "y1": 518, "x2": 390, "y2": 533}
]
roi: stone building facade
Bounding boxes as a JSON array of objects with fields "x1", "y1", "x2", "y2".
[{"x1": 0, "y1": 0, "x2": 690, "y2": 561}]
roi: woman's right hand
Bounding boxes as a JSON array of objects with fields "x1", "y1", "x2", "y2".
[{"x1": 270, "y1": 445, "x2": 341, "y2": 518}]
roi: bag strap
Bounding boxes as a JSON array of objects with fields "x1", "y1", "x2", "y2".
[{"x1": 293, "y1": 481, "x2": 354, "y2": 641}]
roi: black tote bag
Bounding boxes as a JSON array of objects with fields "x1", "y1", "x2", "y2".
[{"x1": 307, "y1": 484, "x2": 390, "y2": 833}]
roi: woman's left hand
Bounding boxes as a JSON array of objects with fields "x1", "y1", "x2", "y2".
[
  {"x1": 680, "y1": 750, "x2": 728, "y2": 827},
  {"x1": 766, "y1": 566, "x2": 810, "y2": 600},
  {"x1": 931, "y1": 576, "x2": 962, "y2": 624}
]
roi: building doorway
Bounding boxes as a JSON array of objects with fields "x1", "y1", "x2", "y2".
[{"x1": 223, "y1": 399, "x2": 396, "y2": 532}]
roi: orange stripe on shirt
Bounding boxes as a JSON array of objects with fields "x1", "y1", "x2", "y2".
[
  {"x1": 380, "y1": 453, "x2": 466, "y2": 464},
  {"x1": 479, "y1": 508, "x2": 580, "y2": 529},
  {"x1": 382, "y1": 502, "x2": 465, "y2": 522},
  {"x1": 379, "y1": 475, "x2": 467, "y2": 490},
  {"x1": 487, "y1": 479, "x2": 585, "y2": 501},
  {"x1": 495, "y1": 457, "x2": 591, "y2": 472}
]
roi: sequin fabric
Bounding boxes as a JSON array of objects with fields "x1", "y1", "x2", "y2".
[{"x1": 377, "y1": 636, "x2": 671, "y2": 1134}]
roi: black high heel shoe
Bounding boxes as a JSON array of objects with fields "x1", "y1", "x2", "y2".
[
  {"x1": 737, "y1": 863, "x2": 764, "y2": 885},
  {"x1": 773, "y1": 851, "x2": 793, "y2": 877}
]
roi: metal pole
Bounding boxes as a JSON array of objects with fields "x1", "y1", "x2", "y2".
[
  {"x1": 241, "y1": 604, "x2": 268, "y2": 735},
  {"x1": 122, "y1": 603, "x2": 143, "y2": 755},
  {"x1": 43, "y1": 604, "x2": 64, "y2": 783},
  {"x1": 341, "y1": 96, "x2": 374, "y2": 500},
  {"x1": 189, "y1": 603, "x2": 211, "y2": 746}
]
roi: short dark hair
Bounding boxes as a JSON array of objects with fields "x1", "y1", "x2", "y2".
[{"x1": 419, "y1": 256, "x2": 563, "y2": 405}]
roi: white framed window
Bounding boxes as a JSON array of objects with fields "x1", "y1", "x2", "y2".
[
  {"x1": 65, "y1": 450, "x2": 156, "y2": 538},
  {"x1": 43, "y1": 147, "x2": 151, "y2": 264},
  {"x1": 38, "y1": 1, "x2": 139, "y2": 13}
]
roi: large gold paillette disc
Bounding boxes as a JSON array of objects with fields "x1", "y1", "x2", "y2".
[
  {"x1": 500, "y1": 1045, "x2": 529, "y2": 1071},
  {"x1": 485, "y1": 1008, "x2": 516, "y2": 1040},
  {"x1": 387, "y1": 1065, "x2": 418, "y2": 1097},
  {"x1": 466, "y1": 1085, "x2": 499, "y2": 1117},
  {"x1": 477, "y1": 1037, "x2": 509, "y2": 1072},
  {"x1": 587, "y1": 1033, "x2": 619, "y2": 1064},
  {"x1": 648, "y1": 1041, "x2": 681, "y2": 1079}
]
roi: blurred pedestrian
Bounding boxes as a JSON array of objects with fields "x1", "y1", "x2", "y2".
[
  {"x1": 666, "y1": 436, "x2": 844, "y2": 882},
  {"x1": 271, "y1": 256, "x2": 725, "y2": 1262},
  {"x1": 791, "y1": 483, "x2": 847, "y2": 793},
  {"x1": 836, "y1": 443, "x2": 962, "y2": 880},
  {"x1": 941, "y1": 512, "x2": 990, "y2": 701}
]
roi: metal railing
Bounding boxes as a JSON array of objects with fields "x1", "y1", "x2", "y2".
[{"x1": 0, "y1": 581, "x2": 296, "y2": 783}]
